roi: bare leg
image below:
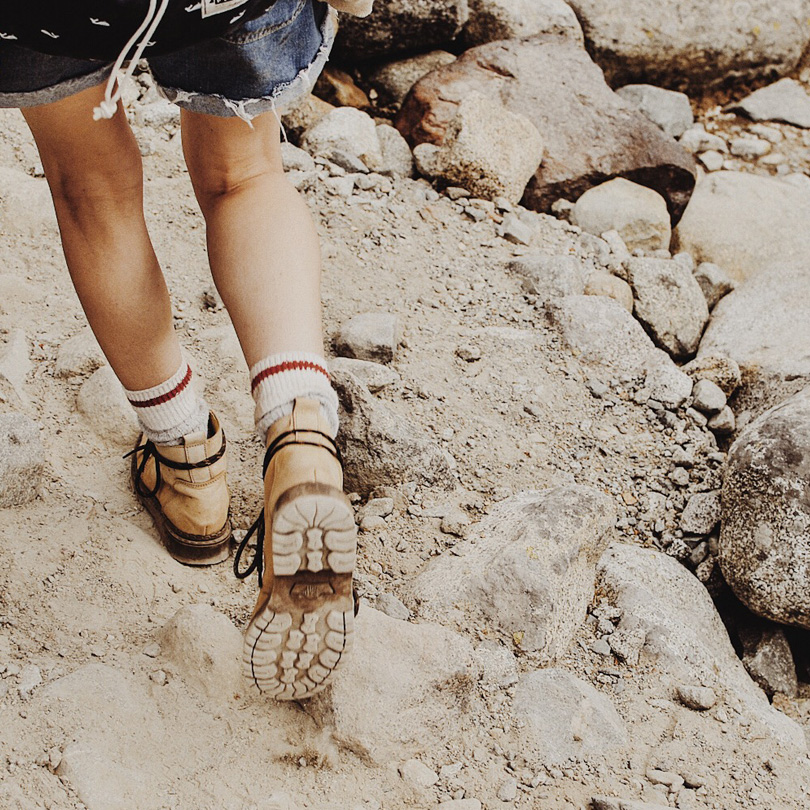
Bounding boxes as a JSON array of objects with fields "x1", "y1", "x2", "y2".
[
  {"x1": 22, "y1": 84, "x2": 181, "y2": 390},
  {"x1": 180, "y1": 109, "x2": 323, "y2": 368}
]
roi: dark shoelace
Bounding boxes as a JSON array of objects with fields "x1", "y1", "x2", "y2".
[
  {"x1": 125, "y1": 433, "x2": 227, "y2": 499},
  {"x1": 233, "y1": 428, "x2": 342, "y2": 587}
]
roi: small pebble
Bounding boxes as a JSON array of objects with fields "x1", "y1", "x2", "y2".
[
  {"x1": 675, "y1": 683, "x2": 717, "y2": 711},
  {"x1": 150, "y1": 669, "x2": 168, "y2": 686},
  {"x1": 497, "y1": 777, "x2": 518, "y2": 802}
]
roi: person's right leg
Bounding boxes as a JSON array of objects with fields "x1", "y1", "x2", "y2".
[{"x1": 182, "y1": 108, "x2": 356, "y2": 700}]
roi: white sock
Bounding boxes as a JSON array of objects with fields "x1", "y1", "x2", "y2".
[
  {"x1": 250, "y1": 352, "x2": 339, "y2": 439},
  {"x1": 124, "y1": 361, "x2": 210, "y2": 445}
]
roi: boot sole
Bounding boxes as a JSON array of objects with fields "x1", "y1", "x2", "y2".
[
  {"x1": 131, "y1": 456, "x2": 232, "y2": 566},
  {"x1": 243, "y1": 482, "x2": 357, "y2": 700}
]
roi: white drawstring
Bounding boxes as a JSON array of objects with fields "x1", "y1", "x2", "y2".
[{"x1": 93, "y1": 0, "x2": 171, "y2": 120}]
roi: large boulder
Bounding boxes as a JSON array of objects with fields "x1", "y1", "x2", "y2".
[
  {"x1": 462, "y1": 0, "x2": 583, "y2": 48},
  {"x1": 333, "y1": 0, "x2": 470, "y2": 62},
  {"x1": 548, "y1": 295, "x2": 656, "y2": 378},
  {"x1": 673, "y1": 171, "x2": 810, "y2": 282},
  {"x1": 0, "y1": 413, "x2": 44, "y2": 508},
  {"x1": 513, "y1": 669, "x2": 628, "y2": 765},
  {"x1": 311, "y1": 606, "x2": 480, "y2": 763},
  {"x1": 597, "y1": 544, "x2": 805, "y2": 749},
  {"x1": 697, "y1": 262, "x2": 810, "y2": 415},
  {"x1": 405, "y1": 486, "x2": 616, "y2": 663},
  {"x1": 573, "y1": 178, "x2": 671, "y2": 252},
  {"x1": 332, "y1": 369, "x2": 455, "y2": 494},
  {"x1": 396, "y1": 36, "x2": 696, "y2": 220},
  {"x1": 420, "y1": 92, "x2": 544, "y2": 202},
  {"x1": 566, "y1": 0, "x2": 810, "y2": 90},
  {"x1": 626, "y1": 257, "x2": 709, "y2": 359},
  {"x1": 719, "y1": 387, "x2": 810, "y2": 630}
]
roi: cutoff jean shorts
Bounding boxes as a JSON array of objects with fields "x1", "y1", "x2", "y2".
[{"x1": 0, "y1": 0, "x2": 335, "y2": 120}]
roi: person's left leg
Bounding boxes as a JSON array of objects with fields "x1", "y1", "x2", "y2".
[
  {"x1": 22, "y1": 84, "x2": 231, "y2": 565},
  {"x1": 181, "y1": 108, "x2": 356, "y2": 700}
]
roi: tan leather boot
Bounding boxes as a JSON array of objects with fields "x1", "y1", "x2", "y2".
[
  {"x1": 235, "y1": 398, "x2": 357, "y2": 700},
  {"x1": 131, "y1": 412, "x2": 231, "y2": 565}
]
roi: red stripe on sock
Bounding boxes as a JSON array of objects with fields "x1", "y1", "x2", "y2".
[
  {"x1": 251, "y1": 360, "x2": 330, "y2": 393},
  {"x1": 128, "y1": 365, "x2": 193, "y2": 409}
]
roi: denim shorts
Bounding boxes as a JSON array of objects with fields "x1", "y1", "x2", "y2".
[{"x1": 0, "y1": 0, "x2": 335, "y2": 120}]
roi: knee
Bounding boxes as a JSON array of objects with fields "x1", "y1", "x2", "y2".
[
  {"x1": 43, "y1": 140, "x2": 144, "y2": 216},
  {"x1": 187, "y1": 150, "x2": 284, "y2": 212}
]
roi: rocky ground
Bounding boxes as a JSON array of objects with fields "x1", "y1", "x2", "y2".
[{"x1": 2, "y1": 2, "x2": 810, "y2": 809}]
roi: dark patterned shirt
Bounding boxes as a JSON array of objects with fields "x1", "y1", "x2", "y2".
[{"x1": 0, "y1": 0, "x2": 276, "y2": 60}]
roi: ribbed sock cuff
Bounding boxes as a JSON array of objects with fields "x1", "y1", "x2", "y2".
[
  {"x1": 250, "y1": 352, "x2": 339, "y2": 439},
  {"x1": 124, "y1": 362, "x2": 210, "y2": 445}
]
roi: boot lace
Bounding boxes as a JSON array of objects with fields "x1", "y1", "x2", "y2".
[{"x1": 233, "y1": 428, "x2": 343, "y2": 588}]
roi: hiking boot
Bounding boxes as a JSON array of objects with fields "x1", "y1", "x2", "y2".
[
  {"x1": 130, "y1": 412, "x2": 232, "y2": 565},
  {"x1": 235, "y1": 398, "x2": 357, "y2": 700}
]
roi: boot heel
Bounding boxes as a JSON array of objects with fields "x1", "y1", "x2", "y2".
[{"x1": 271, "y1": 482, "x2": 356, "y2": 575}]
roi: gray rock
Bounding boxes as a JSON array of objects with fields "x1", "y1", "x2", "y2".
[
  {"x1": 698, "y1": 150, "x2": 725, "y2": 172},
  {"x1": 597, "y1": 543, "x2": 805, "y2": 749},
  {"x1": 691, "y1": 379, "x2": 726, "y2": 415},
  {"x1": 396, "y1": 37, "x2": 696, "y2": 220},
  {"x1": 301, "y1": 108, "x2": 383, "y2": 170},
  {"x1": 729, "y1": 136, "x2": 771, "y2": 160},
  {"x1": 334, "y1": 312, "x2": 399, "y2": 364},
  {"x1": 332, "y1": 369, "x2": 454, "y2": 494},
  {"x1": 500, "y1": 213, "x2": 534, "y2": 245},
  {"x1": 729, "y1": 78, "x2": 810, "y2": 128},
  {"x1": 616, "y1": 84, "x2": 694, "y2": 138},
  {"x1": 720, "y1": 387, "x2": 810, "y2": 630},
  {"x1": 57, "y1": 742, "x2": 148, "y2": 810},
  {"x1": 329, "y1": 357, "x2": 400, "y2": 393},
  {"x1": 311, "y1": 607, "x2": 480, "y2": 763},
  {"x1": 334, "y1": 0, "x2": 470, "y2": 61},
  {"x1": 368, "y1": 51, "x2": 457, "y2": 107},
  {"x1": 134, "y1": 99, "x2": 179, "y2": 128},
  {"x1": 549, "y1": 296, "x2": 656, "y2": 377},
  {"x1": 406, "y1": 487, "x2": 615, "y2": 664},
  {"x1": 681, "y1": 353, "x2": 741, "y2": 397},
  {"x1": 674, "y1": 684, "x2": 717, "y2": 711},
  {"x1": 463, "y1": 0, "x2": 582, "y2": 47},
  {"x1": 608, "y1": 626, "x2": 646, "y2": 665},
  {"x1": 673, "y1": 171, "x2": 810, "y2": 282},
  {"x1": 680, "y1": 491, "x2": 721, "y2": 535},
  {"x1": 643, "y1": 350, "x2": 692, "y2": 409},
  {"x1": 708, "y1": 405, "x2": 735, "y2": 435},
  {"x1": 428, "y1": 92, "x2": 544, "y2": 203},
  {"x1": 0, "y1": 167, "x2": 57, "y2": 236},
  {"x1": 626, "y1": 258, "x2": 709, "y2": 359},
  {"x1": 584, "y1": 271, "x2": 634, "y2": 313},
  {"x1": 573, "y1": 178, "x2": 671, "y2": 253},
  {"x1": 740, "y1": 624, "x2": 798, "y2": 698},
  {"x1": 280, "y1": 141, "x2": 316, "y2": 173},
  {"x1": 0, "y1": 413, "x2": 44, "y2": 507},
  {"x1": 158, "y1": 605, "x2": 242, "y2": 701},
  {"x1": 413, "y1": 143, "x2": 441, "y2": 178},
  {"x1": 591, "y1": 798, "x2": 670, "y2": 810},
  {"x1": 77, "y1": 365, "x2": 140, "y2": 446},
  {"x1": 697, "y1": 262, "x2": 810, "y2": 414},
  {"x1": 693, "y1": 262, "x2": 736, "y2": 309},
  {"x1": 678, "y1": 126, "x2": 727, "y2": 154},
  {"x1": 376, "y1": 124, "x2": 414, "y2": 178},
  {"x1": 496, "y1": 777, "x2": 518, "y2": 802},
  {"x1": 566, "y1": 0, "x2": 810, "y2": 90},
  {"x1": 17, "y1": 664, "x2": 42, "y2": 699},
  {"x1": 54, "y1": 329, "x2": 105, "y2": 378},
  {"x1": 0, "y1": 329, "x2": 31, "y2": 401},
  {"x1": 513, "y1": 669, "x2": 627, "y2": 764},
  {"x1": 506, "y1": 254, "x2": 585, "y2": 300},
  {"x1": 375, "y1": 592, "x2": 411, "y2": 621},
  {"x1": 399, "y1": 758, "x2": 439, "y2": 787}
]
